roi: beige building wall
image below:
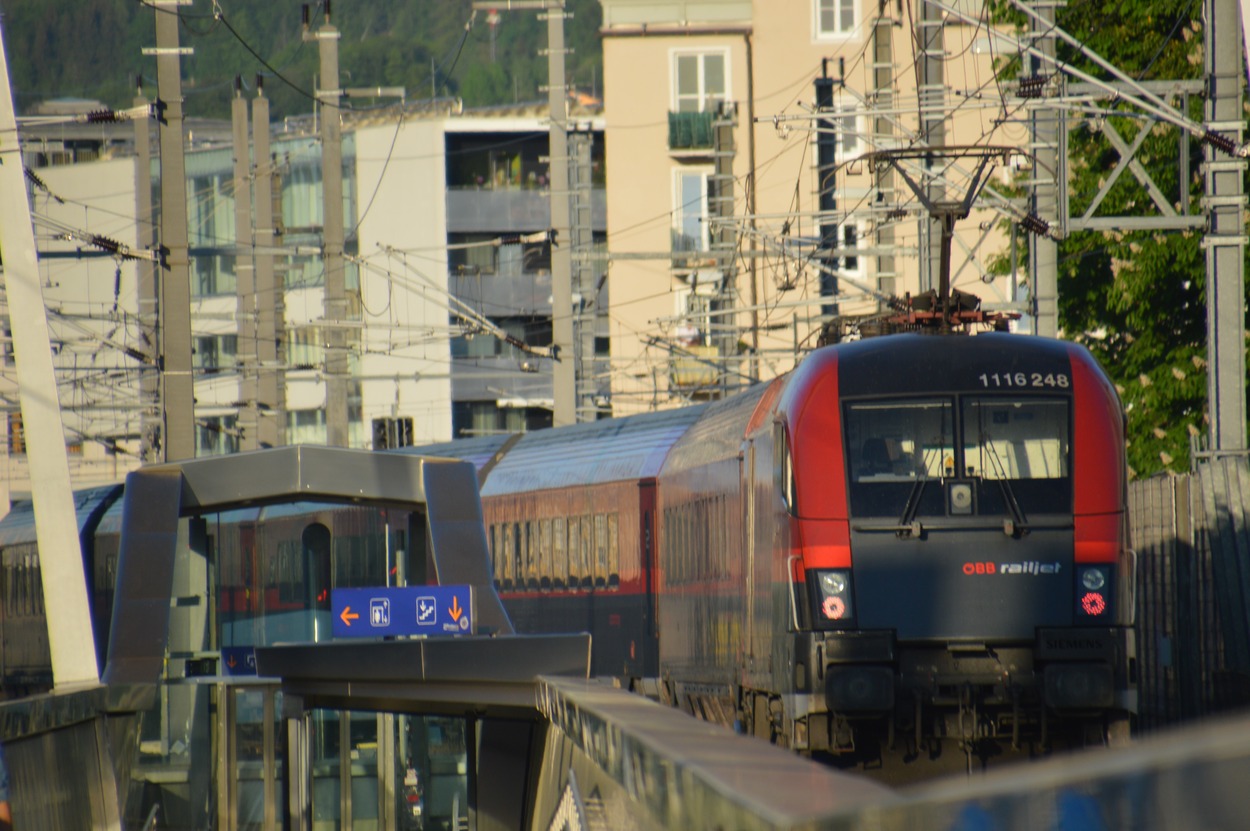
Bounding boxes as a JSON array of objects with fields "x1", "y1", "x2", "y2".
[{"x1": 601, "y1": 0, "x2": 1019, "y2": 415}]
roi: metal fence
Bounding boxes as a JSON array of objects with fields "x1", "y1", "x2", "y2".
[{"x1": 1130, "y1": 456, "x2": 1250, "y2": 731}]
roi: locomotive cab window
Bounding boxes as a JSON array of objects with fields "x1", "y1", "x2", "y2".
[
  {"x1": 845, "y1": 395, "x2": 1072, "y2": 519},
  {"x1": 774, "y1": 422, "x2": 796, "y2": 515},
  {"x1": 844, "y1": 398, "x2": 954, "y2": 518},
  {"x1": 962, "y1": 396, "x2": 1071, "y2": 515}
]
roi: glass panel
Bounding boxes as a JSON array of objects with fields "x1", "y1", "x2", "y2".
[
  {"x1": 553, "y1": 517, "x2": 567, "y2": 588},
  {"x1": 580, "y1": 516, "x2": 593, "y2": 588},
  {"x1": 820, "y1": 0, "x2": 835, "y2": 33},
  {"x1": 594, "y1": 514, "x2": 607, "y2": 588},
  {"x1": 703, "y1": 54, "x2": 725, "y2": 106},
  {"x1": 674, "y1": 173, "x2": 707, "y2": 252},
  {"x1": 311, "y1": 711, "x2": 343, "y2": 830},
  {"x1": 567, "y1": 517, "x2": 580, "y2": 586},
  {"x1": 348, "y1": 713, "x2": 380, "y2": 830},
  {"x1": 607, "y1": 514, "x2": 619, "y2": 587},
  {"x1": 962, "y1": 398, "x2": 1068, "y2": 480},
  {"x1": 844, "y1": 398, "x2": 954, "y2": 517},
  {"x1": 403, "y1": 716, "x2": 469, "y2": 831},
  {"x1": 235, "y1": 687, "x2": 287, "y2": 831},
  {"x1": 540, "y1": 519, "x2": 553, "y2": 589},
  {"x1": 676, "y1": 54, "x2": 699, "y2": 110},
  {"x1": 963, "y1": 397, "x2": 1071, "y2": 515}
]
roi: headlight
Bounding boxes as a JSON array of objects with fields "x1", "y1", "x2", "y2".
[
  {"x1": 813, "y1": 569, "x2": 854, "y2": 626},
  {"x1": 820, "y1": 572, "x2": 847, "y2": 594},
  {"x1": 1076, "y1": 565, "x2": 1113, "y2": 619},
  {"x1": 1081, "y1": 567, "x2": 1107, "y2": 591}
]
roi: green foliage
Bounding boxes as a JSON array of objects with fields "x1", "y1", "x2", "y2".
[
  {"x1": 989, "y1": 0, "x2": 1237, "y2": 476},
  {"x1": 2, "y1": 0, "x2": 603, "y2": 119}
]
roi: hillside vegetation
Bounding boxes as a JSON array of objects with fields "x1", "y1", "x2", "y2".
[{"x1": 2, "y1": 0, "x2": 603, "y2": 119}]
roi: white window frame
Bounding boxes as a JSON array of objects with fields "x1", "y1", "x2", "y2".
[
  {"x1": 840, "y1": 220, "x2": 867, "y2": 282},
  {"x1": 670, "y1": 48, "x2": 731, "y2": 113},
  {"x1": 672, "y1": 167, "x2": 712, "y2": 253},
  {"x1": 814, "y1": 0, "x2": 858, "y2": 40},
  {"x1": 835, "y1": 96, "x2": 863, "y2": 158}
]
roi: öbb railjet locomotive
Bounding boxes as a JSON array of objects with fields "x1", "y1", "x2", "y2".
[{"x1": 411, "y1": 332, "x2": 1135, "y2": 767}]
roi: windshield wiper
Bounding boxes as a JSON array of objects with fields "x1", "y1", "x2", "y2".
[
  {"x1": 982, "y1": 442, "x2": 1027, "y2": 535},
  {"x1": 896, "y1": 475, "x2": 927, "y2": 537}
]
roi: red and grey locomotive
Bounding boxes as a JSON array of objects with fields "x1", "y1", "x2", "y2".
[{"x1": 411, "y1": 330, "x2": 1136, "y2": 770}]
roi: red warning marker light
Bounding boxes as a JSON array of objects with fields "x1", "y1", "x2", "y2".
[
  {"x1": 822, "y1": 595, "x2": 846, "y2": 620},
  {"x1": 1080, "y1": 592, "x2": 1107, "y2": 616}
]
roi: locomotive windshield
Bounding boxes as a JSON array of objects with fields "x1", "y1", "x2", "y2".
[{"x1": 844, "y1": 395, "x2": 1071, "y2": 519}]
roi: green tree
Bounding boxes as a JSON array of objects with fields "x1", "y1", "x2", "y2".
[
  {"x1": 990, "y1": 0, "x2": 1241, "y2": 476},
  {"x1": 1, "y1": 0, "x2": 603, "y2": 120}
]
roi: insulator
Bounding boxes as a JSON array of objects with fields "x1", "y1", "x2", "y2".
[
  {"x1": 1020, "y1": 213, "x2": 1050, "y2": 237},
  {"x1": 1018, "y1": 76, "x2": 1047, "y2": 99},
  {"x1": 85, "y1": 109, "x2": 121, "y2": 124},
  {"x1": 1201, "y1": 130, "x2": 1237, "y2": 156}
]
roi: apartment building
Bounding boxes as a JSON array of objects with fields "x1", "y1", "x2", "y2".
[
  {"x1": 598, "y1": 0, "x2": 1022, "y2": 413},
  {"x1": 2, "y1": 98, "x2": 605, "y2": 505}
]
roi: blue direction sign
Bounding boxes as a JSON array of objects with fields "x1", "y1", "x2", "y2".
[
  {"x1": 222, "y1": 646, "x2": 257, "y2": 676},
  {"x1": 331, "y1": 586, "x2": 473, "y2": 638}
]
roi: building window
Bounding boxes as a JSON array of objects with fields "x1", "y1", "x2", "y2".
[
  {"x1": 836, "y1": 98, "x2": 861, "y2": 157},
  {"x1": 673, "y1": 51, "x2": 728, "y2": 113},
  {"x1": 672, "y1": 170, "x2": 711, "y2": 252},
  {"x1": 194, "y1": 335, "x2": 238, "y2": 371},
  {"x1": 288, "y1": 409, "x2": 326, "y2": 445},
  {"x1": 815, "y1": 0, "x2": 857, "y2": 38},
  {"x1": 843, "y1": 224, "x2": 860, "y2": 273},
  {"x1": 197, "y1": 415, "x2": 239, "y2": 456},
  {"x1": 449, "y1": 234, "x2": 499, "y2": 276}
]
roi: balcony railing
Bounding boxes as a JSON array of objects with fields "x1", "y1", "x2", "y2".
[
  {"x1": 668, "y1": 111, "x2": 714, "y2": 151},
  {"x1": 670, "y1": 345, "x2": 719, "y2": 389}
]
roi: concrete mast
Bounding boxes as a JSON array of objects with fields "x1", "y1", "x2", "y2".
[{"x1": 0, "y1": 18, "x2": 98, "y2": 687}]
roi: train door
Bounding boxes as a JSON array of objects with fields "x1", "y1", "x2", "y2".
[{"x1": 303, "y1": 523, "x2": 333, "y2": 642}]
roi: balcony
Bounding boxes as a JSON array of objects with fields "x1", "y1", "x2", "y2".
[
  {"x1": 670, "y1": 344, "x2": 719, "y2": 389},
  {"x1": 668, "y1": 111, "x2": 714, "y2": 153}
]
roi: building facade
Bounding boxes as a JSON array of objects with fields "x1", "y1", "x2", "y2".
[
  {"x1": 3, "y1": 98, "x2": 605, "y2": 508},
  {"x1": 598, "y1": 0, "x2": 1022, "y2": 413}
]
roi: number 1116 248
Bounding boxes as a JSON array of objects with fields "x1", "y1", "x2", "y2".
[{"x1": 978, "y1": 372, "x2": 1069, "y2": 388}]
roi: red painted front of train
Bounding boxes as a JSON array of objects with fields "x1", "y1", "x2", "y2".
[{"x1": 737, "y1": 333, "x2": 1135, "y2": 763}]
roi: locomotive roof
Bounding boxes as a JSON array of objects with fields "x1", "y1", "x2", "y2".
[
  {"x1": 823, "y1": 332, "x2": 1087, "y2": 396},
  {"x1": 0, "y1": 483, "x2": 123, "y2": 546},
  {"x1": 479, "y1": 405, "x2": 708, "y2": 494},
  {"x1": 659, "y1": 381, "x2": 776, "y2": 474},
  {"x1": 395, "y1": 433, "x2": 517, "y2": 472}
]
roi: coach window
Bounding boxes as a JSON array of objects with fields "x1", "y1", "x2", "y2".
[
  {"x1": 592, "y1": 514, "x2": 605, "y2": 589},
  {"x1": 514, "y1": 523, "x2": 527, "y2": 591},
  {"x1": 530, "y1": 521, "x2": 541, "y2": 589},
  {"x1": 553, "y1": 517, "x2": 567, "y2": 589},
  {"x1": 492, "y1": 524, "x2": 501, "y2": 586},
  {"x1": 581, "y1": 516, "x2": 594, "y2": 589},
  {"x1": 567, "y1": 517, "x2": 581, "y2": 589},
  {"x1": 607, "y1": 514, "x2": 620, "y2": 589},
  {"x1": 679, "y1": 507, "x2": 689, "y2": 585},
  {"x1": 539, "y1": 519, "x2": 553, "y2": 590},
  {"x1": 502, "y1": 524, "x2": 515, "y2": 590}
]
